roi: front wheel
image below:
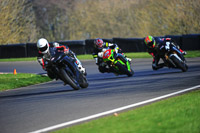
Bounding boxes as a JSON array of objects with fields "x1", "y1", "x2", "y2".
[
  {"x1": 170, "y1": 55, "x2": 188, "y2": 72},
  {"x1": 60, "y1": 68, "x2": 80, "y2": 90},
  {"x1": 79, "y1": 74, "x2": 89, "y2": 88},
  {"x1": 116, "y1": 62, "x2": 134, "y2": 77}
]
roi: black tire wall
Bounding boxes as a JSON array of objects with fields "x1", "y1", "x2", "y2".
[{"x1": 0, "y1": 34, "x2": 199, "y2": 58}]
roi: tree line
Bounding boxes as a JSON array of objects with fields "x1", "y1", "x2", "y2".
[{"x1": 0, "y1": 0, "x2": 199, "y2": 44}]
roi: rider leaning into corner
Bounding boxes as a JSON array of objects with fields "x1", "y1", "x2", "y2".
[
  {"x1": 37, "y1": 38, "x2": 86, "y2": 79},
  {"x1": 92, "y1": 38, "x2": 132, "y2": 73},
  {"x1": 144, "y1": 35, "x2": 187, "y2": 70}
]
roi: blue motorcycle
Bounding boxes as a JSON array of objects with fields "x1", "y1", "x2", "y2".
[{"x1": 47, "y1": 48, "x2": 88, "y2": 90}]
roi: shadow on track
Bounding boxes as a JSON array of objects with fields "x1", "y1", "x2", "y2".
[
  {"x1": 134, "y1": 69, "x2": 184, "y2": 77},
  {"x1": 1, "y1": 67, "x2": 195, "y2": 100},
  {"x1": 88, "y1": 74, "x2": 130, "y2": 81},
  {"x1": 151, "y1": 71, "x2": 183, "y2": 76},
  {"x1": 0, "y1": 89, "x2": 75, "y2": 99}
]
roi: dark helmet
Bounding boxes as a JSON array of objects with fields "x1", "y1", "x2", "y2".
[
  {"x1": 144, "y1": 36, "x2": 156, "y2": 48},
  {"x1": 94, "y1": 38, "x2": 104, "y2": 50}
]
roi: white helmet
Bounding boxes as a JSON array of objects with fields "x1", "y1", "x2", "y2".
[
  {"x1": 53, "y1": 42, "x2": 59, "y2": 47},
  {"x1": 37, "y1": 38, "x2": 49, "y2": 54}
]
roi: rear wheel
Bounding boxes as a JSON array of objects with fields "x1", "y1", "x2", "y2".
[{"x1": 60, "y1": 68, "x2": 80, "y2": 90}]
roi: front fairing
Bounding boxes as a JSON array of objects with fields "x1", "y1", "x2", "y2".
[
  {"x1": 102, "y1": 49, "x2": 131, "y2": 73},
  {"x1": 103, "y1": 49, "x2": 114, "y2": 63},
  {"x1": 50, "y1": 50, "x2": 65, "y2": 65},
  {"x1": 157, "y1": 42, "x2": 185, "y2": 68},
  {"x1": 56, "y1": 52, "x2": 81, "y2": 84}
]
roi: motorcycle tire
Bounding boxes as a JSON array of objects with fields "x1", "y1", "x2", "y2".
[
  {"x1": 170, "y1": 55, "x2": 188, "y2": 72},
  {"x1": 79, "y1": 74, "x2": 89, "y2": 88},
  {"x1": 116, "y1": 62, "x2": 134, "y2": 77},
  {"x1": 60, "y1": 68, "x2": 80, "y2": 90}
]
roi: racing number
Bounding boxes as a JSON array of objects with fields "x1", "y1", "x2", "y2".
[
  {"x1": 165, "y1": 42, "x2": 170, "y2": 50},
  {"x1": 104, "y1": 50, "x2": 110, "y2": 58}
]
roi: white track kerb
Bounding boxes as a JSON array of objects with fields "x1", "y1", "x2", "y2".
[{"x1": 30, "y1": 85, "x2": 200, "y2": 133}]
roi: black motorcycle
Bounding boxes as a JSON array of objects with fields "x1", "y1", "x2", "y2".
[
  {"x1": 157, "y1": 41, "x2": 188, "y2": 72},
  {"x1": 46, "y1": 49, "x2": 89, "y2": 90}
]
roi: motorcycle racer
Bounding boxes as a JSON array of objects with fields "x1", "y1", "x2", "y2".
[
  {"x1": 144, "y1": 35, "x2": 187, "y2": 70},
  {"x1": 37, "y1": 38, "x2": 86, "y2": 79},
  {"x1": 92, "y1": 38, "x2": 131, "y2": 73}
]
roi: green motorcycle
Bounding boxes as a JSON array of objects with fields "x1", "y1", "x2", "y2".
[{"x1": 101, "y1": 49, "x2": 134, "y2": 77}]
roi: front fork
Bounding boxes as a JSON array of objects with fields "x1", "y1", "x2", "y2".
[
  {"x1": 165, "y1": 51, "x2": 184, "y2": 68},
  {"x1": 114, "y1": 54, "x2": 131, "y2": 71}
]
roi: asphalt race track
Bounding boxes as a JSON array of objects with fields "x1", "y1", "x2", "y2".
[{"x1": 0, "y1": 58, "x2": 200, "y2": 133}]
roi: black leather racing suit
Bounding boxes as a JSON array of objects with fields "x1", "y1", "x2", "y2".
[{"x1": 147, "y1": 37, "x2": 183, "y2": 70}]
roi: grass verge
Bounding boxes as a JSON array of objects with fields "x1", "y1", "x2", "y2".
[
  {"x1": 0, "y1": 73, "x2": 52, "y2": 91},
  {"x1": 184, "y1": 50, "x2": 200, "y2": 58},
  {"x1": 0, "y1": 57, "x2": 37, "y2": 62},
  {"x1": 54, "y1": 89, "x2": 200, "y2": 133},
  {"x1": 0, "y1": 50, "x2": 199, "y2": 62},
  {"x1": 124, "y1": 50, "x2": 200, "y2": 59}
]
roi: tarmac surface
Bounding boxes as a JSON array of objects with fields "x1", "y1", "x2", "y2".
[{"x1": 0, "y1": 58, "x2": 200, "y2": 133}]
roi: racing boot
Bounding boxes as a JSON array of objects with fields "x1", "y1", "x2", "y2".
[
  {"x1": 123, "y1": 54, "x2": 132, "y2": 63},
  {"x1": 152, "y1": 63, "x2": 165, "y2": 70},
  {"x1": 179, "y1": 49, "x2": 187, "y2": 55},
  {"x1": 74, "y1": 58, "x2": 87, "y2": 76},
  {"x1": 126, "y1": 57, "x2": 132, "y2": 63},
  {"x1": 182, "y1": 51, "x2": 187, "y2": 55},
  {"x1": 78, "y1": 64, "x2": 87, "y2": 76},
  {"x1": 121, "y1": 52, "x2": 132, "y2": 63}
]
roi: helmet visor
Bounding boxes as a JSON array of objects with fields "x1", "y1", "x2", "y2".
[
  {"x1": 148, "y1": 41, "x2": 155, "y2": 48},
  {"x1": 39, "y1": 44, "x2": 48, "y2": 52},
  {"x1": 148, "y1": 41, "x2": 154, "y2": 47}
]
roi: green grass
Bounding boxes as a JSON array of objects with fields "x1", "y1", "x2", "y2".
[
  {"x1": 0, "y1": 57, "x2": 37, "y2": 62},
  {"x1": 125, "y1": 50, "x2": 200, "y2": 59},
  {"x1": 125, "y1": 52, "x2": 151, "y2": 58},
  {"x1": 185, "y1": 50, "x2": 200, "y2": 58},
  {"x1": 54, "y1": 90, "x2": 200, "y2": 133},
  {"x1": 0, "y1": 73, "x2": 52, "y2": 91},
  {"x1": 77, "y1": 54, "x2": 94, "y2": 60},
  {"x1": 0, "y1": 50, "x2": 199, "y2": 62}
]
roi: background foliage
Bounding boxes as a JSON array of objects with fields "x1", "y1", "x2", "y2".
[
  {"x1": 0, "y1": 0, "x2": 38, "y2": 44},
  {"x1": 0, "y1": 0, "x2": 200, "y2": 44}
]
